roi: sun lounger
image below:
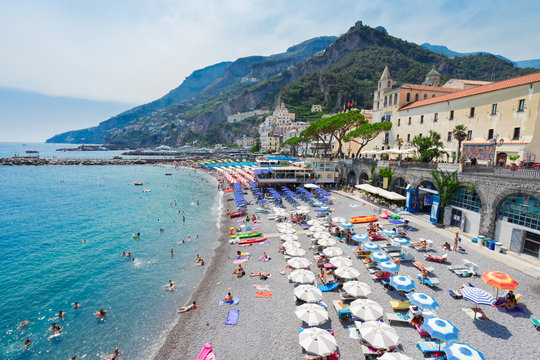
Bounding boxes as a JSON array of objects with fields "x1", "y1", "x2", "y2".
[
  {"x1": 206, "y1": 352, "x2": 216, "y2": 360},
  {"x1": 390, "y1": 300, "x2": 411, "y2": 310},
  {"x1": 416, "y1": 341, "x2": 445, "y2": 356},
  {"x1": 318, "y1": 282, "x2": 338, "y2": 292},
  {"x1": 449, "y1": 268, "x2": 477, "y2": 277},
  {"x1": 196, "y1": 344, "x2": 213, "y2": 360},
  {"x1": 413, "y1": 261, "x2": 433, "y2": 273},
  {"x1": 531, "y1": 318, "x2": 540, "y2": 329},
  {"x1": 386, "y1": 312, "x2": 411, "y2": 324},
  {"x1": 425, "y1": 254, "x2": 447, "y2": 263},
  {"x1": 449, "y1": 289, "x2": 463, "y2": 298},
  {"x1": 417, "y1": 274, "x2": 440, "y2": 287}
]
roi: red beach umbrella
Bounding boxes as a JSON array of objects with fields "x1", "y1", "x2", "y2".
[{"x1": 480, "y1": 271, "x2": 519, "y2": 297}]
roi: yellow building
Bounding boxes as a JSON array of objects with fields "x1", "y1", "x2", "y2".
[
  {"x1": 398, "y1": 71, "x2": 540, "y2": 164},
  {"x1": 311, "y1": 104, "x2": 323, "y2": 112}
]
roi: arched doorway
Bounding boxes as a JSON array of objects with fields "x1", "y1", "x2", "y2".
[
  {"x1": 359, "y1": 172, "x2": 369, "y2": 184},
  {"x1": 496, "y1": 152, "x2": 507, "y2": 167},
  {"x1": 497, "y1": 193, "x2": 540, "y2": 258},
  {"x1": 417, "y1": 180, "x2": 438, "y2": 213},
  {"x1": 392, "y1": 177, "x2": 408, "y2": 196},
  {"x1": 347, "y1": 171, "x2": 356, "y2": 185}
]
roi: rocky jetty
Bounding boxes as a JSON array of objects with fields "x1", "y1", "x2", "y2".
[{"x1": 0, "y1": 157, "x2": 175, "y2": 166}]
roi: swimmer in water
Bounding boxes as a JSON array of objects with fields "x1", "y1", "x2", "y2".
[
  {"x1": 50, "y1": 323, "x2": 62, "y2": 333},
  {"x1": 18, "y1": 320, "x2": 30, "y2": 328},
  {"x1": 188, "y1": 236, "x2": 192, "y2": 241},
  {"x1": 24, "y1": 338, "x2": 32, "y2": 347},
  {"x1": 160, "y1": 228, "x2": 164, "y2": 232},
  {"x1": 73, "y1": 302, "x2": 80, "y2": 309},
  {"x1": 57, "y1": 310, "x2": 64, "y2": 319},
  {"x1": 183, "y1": 216, "x2": 185, "y2": 222},
  {"x1": 94, "y1": 308, "x2": 107, "y2": 318},
  {"x1": 83, "y1": 239, "x2": 87, "y2": 243},
  {"x1": 170, "y1": 248, "x2": 174, "y2": 256},
  {"x1": 122, "y1": 251, "x2": 126, "y2": 256},
  {"x1": 168, "y1": 280, "x2": 176, "y2": 291}
]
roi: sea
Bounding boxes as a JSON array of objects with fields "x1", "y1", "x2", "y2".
[{"x1": 0, "y1": 143, "x2": 222, "y2": 360}]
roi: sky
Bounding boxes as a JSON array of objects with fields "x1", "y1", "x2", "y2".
[{"x1": 0, "y1": 0, "x2": 539, "y2": 141}]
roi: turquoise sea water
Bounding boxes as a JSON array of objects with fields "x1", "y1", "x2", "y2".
[{"x1": 0, "y1": 164, "x2": 221, "y2": 359}]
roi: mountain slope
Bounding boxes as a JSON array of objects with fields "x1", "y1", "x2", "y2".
[{"x1": 47, "y1": 36, "x2": 337, "y2": 144}]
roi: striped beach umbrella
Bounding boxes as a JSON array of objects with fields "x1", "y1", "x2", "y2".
[
  {"x1": 288, "y1": 257, "x2": 311, "y2": 269},
  {"x1": 406, "y1": 292, "x2": 439, "y2": 310},
  {"x1": 295, "y1": 303, "x2": 328, "y2": 326},
  {"x1": 378, "y1": 261, "x2": 400, "y2": 272},
  {"x1": 359, "y1": 321, "x2": 399, "y2": 349},
  {"x1": 350, "y1": 299, "x2": 384, "y2": 321},
  {"x1": 352, "y1": 234, "x2": 369, "y2": 242},
  {"x1": 389, "y1": 276, "x2": 415, "y2": 292},
  {"x1": 323, "y1": 247, "x2": 343, "y2": 257},
  {"x1": 298, "y1": 327, "x2": 337, "y2": 356},
  {"x1": 423, "y1": 316, "x2": 459, "y2": 342},
  {"x1": 329, "y1": 256, "x2": 352, "y2": 268},
  {"x1": 460, "y1": 287, "x2": 496, "y2": 306},
  {"x1": 294, "y1": 285, "x2": 323, "y2": 303},
  {"x1": 335, "y1": 266, "x2": 361, "y2": 279},
  {"x1": 443, "y1": 342, "x2": 486, "y2": 360},
  {"x1": 362, "y1": 242, "x2": 380, "y2": 251},
  {"x1": 392, "y1": 237, "x2": 410, "y2": 246},
  {"x1": 342, "y1": 281, "x2": 371, "y2": 298},
  {"x1": 481, "y1": 271, "x2": 519, "y2": 297},
  {"x1": 370, "y1": 251, "x2": 390, "y2": 262}
]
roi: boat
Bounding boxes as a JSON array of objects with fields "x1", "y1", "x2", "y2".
[
  {"x1": 237, "y1": 237, "x2": 268, "y2": 245},
  {"x1": 230, "y1": 232, "x2": 262, "y2": 239},
  {"x1": 350, "y1": 215, "x2": 378, "y2": 224},
  {"x1": 25, "y1": 150, "x2": 39, "y2": 154},
  {"x1": 229, "y1": 210, "x2": 246, "y2": 218},
  {"x1": 142, "y1": 189, "x2": 151, "y2": 193},
  {"x1": 165, "y1": 173, "x2": 172, "y2": 176},
  {"x1": 134, "y1": 182, "x2": 143, "y2": 186}
]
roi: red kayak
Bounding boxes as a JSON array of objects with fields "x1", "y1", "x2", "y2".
[
  {"x1": 238, "y1": 237, "x2": 268, "y2": 245},
  {"x1": 229, "y1": 210, "x2": 246, "y2": 218}
]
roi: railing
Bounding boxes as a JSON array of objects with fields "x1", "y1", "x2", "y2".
[{"x1": 462, "y1": 167, "x2": 540, "y2": 179}]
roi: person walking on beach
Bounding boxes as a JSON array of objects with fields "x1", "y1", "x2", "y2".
[{"x1": 453, "y1": 232, "x2": 460, "y2": 252}]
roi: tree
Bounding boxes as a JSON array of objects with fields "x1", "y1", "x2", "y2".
[
  {"x1": 411, "y1": 131, "x2": 443, "y2": 163},
  {"x1": 431, "y1": 169, "x2": 461, "y2": 223},
  {"x1": 343, "y1": 122, "x2": 393, "y2": 157},
  {"x1": 395, "y1": 137, "x2": 404, "y2": 150},
  {"x1": 282, "y1": 136, "x2": 302, "y2": 157},
  {"x1": 324, "y1": 111, "x2": 366, "y2": 158},
  {"x1": 452, "y1": 125, "x2": 468, "y2": 163},
  {"x1": 303, "y1": 119, "x2": 334, "y2": 156}
]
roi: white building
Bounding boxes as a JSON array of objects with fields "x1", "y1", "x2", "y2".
[{"x1": 234, "y1": 136, "x2": 255, "y2": 148}]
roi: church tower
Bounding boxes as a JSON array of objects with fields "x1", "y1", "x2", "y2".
[
  {"x1": 374, "y1": 65, "x2": 393, "y2": 110},
  {"x1": 424, "y1": 65, "x2": 441, "y2": 87}
]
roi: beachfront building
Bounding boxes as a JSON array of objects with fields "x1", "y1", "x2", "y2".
[
  {"x1": 307, "y1": 159, "x2": 339, "y2": 184},
  {"x1": 254, "y1": 166, "x2": 314, "y2": 187},
  {"x1": 260, "y1": 131, "x2": 282, "y2": 153},
  {"x1": 398, "y1": 71, "x2": 540, "y2": 165}
]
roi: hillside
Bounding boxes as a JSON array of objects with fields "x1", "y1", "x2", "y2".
[{"x1": 47, "y1": 36, "x2": 337, "y2": 144}]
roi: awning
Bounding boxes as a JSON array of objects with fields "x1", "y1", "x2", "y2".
[
  {"x1": 419, "y1": 186, "x2": 438, "y2": 195},
  {"x1": 355, "y1": 184, "x2": 381, "y2": 194},
  {"x1": 377, "y1": 189, "x2": 406, "y2": 201}
]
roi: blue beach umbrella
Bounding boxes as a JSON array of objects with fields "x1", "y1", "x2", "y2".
[
  {"x1": 382, "y1": 229, "x2": 397, "y2": 236},
  {"x1": 313, "y1": 202, "x2": 324, "y2": 207},
  {"x1": 377, "y1": 261, "x2": 400, "y2": 272},
  {"x1": 389, "y1": 275, "x2": 415, "y2": 292},
  {"x1": 352, "y1": 234, "x2": 369, "y2": 242},
  {"x1": 459, "y1": 287, "x2": 496, "y2": 306},
  {"x1": 388, "y1": 219, "x2": 404, "y2": 225},
  {"x1": 339, "y1": 222, "x2": 354, "y2": 229},
  {"x1": 443, "y1": 342, "x2": 486, "y2": 360},
  {"x1": 392, "y1": 237, "x2": 410, "y2": 246},
  {"x1": 369, "y1": 251, "x2": 390, "y2": 262},
  {"x1": 258, "y1": 199, "x2": 268, "y2": 203},
  {"x1": 362, "y1": 242, "x2": 380, "y2": 251},
  {"x1": 406, "y1": 292, "x2": 439, "y2": 310},
  {"x1": 423, "y1": 316, "x2": 459, "y2": 342}
]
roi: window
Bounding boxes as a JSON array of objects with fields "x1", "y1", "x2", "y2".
[
  {"x1": 498, "y1": 194, "x2": 540, "y2": 231},
  {"x1": 424, "y1": 94, "x2": 427, "y2": 100},
  {"x1": 432, "y1": 94, "x2": 435, "y2": 98},
  {"x1": 434, "y1": 113, "x2": 438, "y2": 122},
  {"x1": 447, "y1": 132, "x2": 452, "y2": 142},
  {"x1": 384, "y1": 96, "x2": 387, "y2": 106},
  {"x1": 408, "y1": 117, "x2": 411, "y2": 125},
  {"x1": 384, "y1": 132, "x2": 390, "y2": 144},
  {"x1": 406, "y1": 93, "x2": 410, "y2": 102},
  {"x1": 513, "y1": 127, "x2": 520, "y2": 140},
  {"x1": 491, "y1": 104, "x2": 497, "y2": 115},
  {"x1": 415, "y1": 93, "x2": 419, "y2": 101},
  {"x1": 487, "y1": 129, "x2": 494, "y2": 140},
  {"x1": 407, "y1": 134, "x2": 410, "y2": 142},
  {"x1": 397, "y1": 118, "x2": 400, "y2": 126},
  {"x1": 467, "y1": 130, "x2": 472, "y2": 140},
  {"x1": 396, "y1": 134, "x2": 400, "y2": 140},
  {"x1": 449, "y1": 110, "x2": 454, "y2": 120},
  {"x1": 420, "y1": 115, "x2": 424, "y2": 124},
  {"x1": 394, "y1": 93, "x2": 398, "y2": 105},
  {"x1": 469, "y1": 107, "x2": 475, "y2": 117},
  {"x1": 419, "y1": 133, "x2": 422, "y2": 138},
  {"x1": 451, "y1": 187, "x2": 483, "y2": 213},
  {"x1": 518, "y1": 99, "x2": 525, "y2": 112}
]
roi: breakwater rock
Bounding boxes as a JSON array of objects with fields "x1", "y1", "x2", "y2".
[{"x1": 0, "y1": 157, "x2": 176, "y2": 166}]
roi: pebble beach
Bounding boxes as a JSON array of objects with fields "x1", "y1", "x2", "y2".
[{"x1": 154, "y1": 181, "x2": 540, "y2": 360}]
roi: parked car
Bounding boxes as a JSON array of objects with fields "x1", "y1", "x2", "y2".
[{"x1": 533, "y1": 163, "x2": 540, "y2": 169}]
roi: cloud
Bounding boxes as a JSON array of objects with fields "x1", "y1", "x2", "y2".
[{"x1": 0, "y1": 0, "x2": 538, "y2": 105}]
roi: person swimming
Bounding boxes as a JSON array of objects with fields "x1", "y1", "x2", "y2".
[
  {"x1": 73, "y1": 302, "x2": 80, "y2": 309},
  {"x1": 24, "y1": 338, "x2": 32, "y2": 347},
  {"x1": 94, "y1": 308, "x2": 107, "y2": 318},
  {"x1": 57, "y1": 310, "x2": 64, "y2": 319},
  {"x1": 168, "y1": 280, "x2": 176, "y2": 291},
  {"x1": 50, "y1": 323, "x2": 62, "y2": 333}
]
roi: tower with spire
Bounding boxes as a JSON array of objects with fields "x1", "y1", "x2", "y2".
[{"x1": 373, "y1": 65, "x2": 393, "y2": 110}]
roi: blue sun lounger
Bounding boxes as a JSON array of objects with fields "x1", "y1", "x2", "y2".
[{"x1": 317, "y1": 282, "x2": 338, "y2": 292}]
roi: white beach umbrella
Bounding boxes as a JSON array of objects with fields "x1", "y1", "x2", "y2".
[
  {"x1": 313, "y1": 231, "x2": 332, "y2": 239},
  {"x1": 304, "y1": 184, "x2": 319, "y2": 189},
  {"x1": 307, "y1": 219, "x2": 323, "y2": 226},
  {"x1": 350, "y1": 299, "x2": 384, "y2": 321},
  {"x1": 359, "y1": 321, "x2": 400, "y2": 350},
  {"x1": 295, "y1": 303, "x2": 328, "y2": 326},
  {"x1": 297, "y1": 208, "x2": 310, "y2": 214},
  {"x1": 286, "y1": 247, "x2": 306, "y2": 257},
  {"x1": 317, "y1": 238, "x2": 338, "y2": 247},
  {"x1": 277, "y1": 222, "x2": 294, "y2": 230},
  {"x1": 323, "y1": 246, "x2": 343, "y2": 257},
  {"x1": 298, "y1": 327, "x2": 337, "y2": 356},
  {"x1": 297, "y1": 205, "x2": 311, "y2": 212},
  {"x1": 288, "y1": 257, "x2": 311, "y2": 269},
  {"x1": 283, "y1": 241, "x2": 302, "y2": 249},
  {"x1": 339, "y1": 222, "x2": 354, "y2": 229},
  {"x1": 335, "y1": 266, "x2": 361, "y2": 279},
  {"x1": 342, "y1": 281, "x2": 372, "y2": 298},
  {"x1": 332, "y1": 216, "x2": 346, "y2": 223},
  {"x1": 329, "y1": 256, "x2": 352, "y2": 268},
  {"x1": 279, "y1": 227, "x2": 297, "y2": 234},
  {"x1": 289, "y1": 269, "x2": 315, "y2": 284},
  {"x1": 310, "y1": 225, "x2": 326, "y2": 232},
  {"x1": 379, "y1": 353, "x2": 413, "y2": 360},
  {"x1": 280, "y1": 233, "x2": 299, "y2": 241},
  {"x1": 294, "y1": 285, "x2": 323, "y2": 303}
]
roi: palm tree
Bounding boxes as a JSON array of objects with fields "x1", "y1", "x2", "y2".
[
  {"x1": 452, "y1": 125, "x2": 468, "y2": 163},
  {"x1": 395, "y1": 137, "x2": 404, "y2": 150}
]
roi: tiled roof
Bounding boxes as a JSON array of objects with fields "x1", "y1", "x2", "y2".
[
  {"x1": 401, "y1": 84, "x2": 460, "y2": 92},
  {"x1": 448, "y1": 79, "x2": 492, "y2": 86},
  {"x1": 402, "y1": 72, "x2": 540, "y2": 110}
]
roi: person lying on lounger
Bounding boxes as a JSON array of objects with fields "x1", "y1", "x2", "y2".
[
  {"x1": 421, "y1": 268, "x2": 429, "y2": 284},
  {"x1": 250, "y1": 272, "x2": 270, "y2": 277},
  {"x1": 178, "y1": 301, "x2": 197, "y2": 313},
  {"x1": 411, "y1": 240, "x2": 427, "y2": 249}
]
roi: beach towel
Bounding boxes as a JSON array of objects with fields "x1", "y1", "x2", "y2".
[
  {"x1": 233, "y1": 255, "x2": 250, "y2": 264},
  {"x1": 253, "y1": 285, "x2": 270, "y2": 291},
  {"x1": 347, "y1": 325, "x2": 361, "y2": 339},
  {"x1": 218, "y1": 297, "x2": 240, "y2": 306},
  {"x1": 317, "y1": 282, "x2": 338, "y2": 292},
  {"x1": 225, "y1": 310, "x2": 239, "y2": 325},
  {"x1": 251, "y1": 226, "x2": 262, "y2": 229},
  {"x1": 196, "y1": 344, "x2": 213, "y2": 360},
  {"x1": 255, "y1": 291, "x2": 273, "y2": 298},
  {"x1": 462, "y1": 307, "x2": 487, "y2": 320}
]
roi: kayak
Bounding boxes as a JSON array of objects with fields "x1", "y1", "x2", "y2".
[
  {"x1": 350, "y1": 215, "x2": 378, "y2": 224},
  {"x1": 238, "y1": 237, "x2": 268, "y2": 245},
  {"x1": 379, "y1": 211, "x2": 390, "y2": 219},
  {"x1": 229, "y1": 210, "x2": 246, "y2": 218},
  {"x1": 230, "y1": 232, "x2": 262, "y2": 239},
  {"x1": 134, "y1": 182, "x2": 143, "y2": 186}
]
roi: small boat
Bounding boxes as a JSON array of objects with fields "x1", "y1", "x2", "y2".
[
  {"x1": 230, "y1": 232, "x2": 262, "y2": 239},
  {"x1": 25, "y1": 150, "x2": 39, "y2": 154},
  {"x1": 229, "y1": 210, "x2": 246, "y2": 218},
  {"x1": 238, "y1": 237, "x2": 268, "y2": 245},
  {"x1": 165, "y1": 173, "x2": 172, "y2": 176},
  {"x1": 134, "y1": 182, "x2": 143, "y2": 186},
  {"x1": 142, "y1": 189, "x2": 151, "y2": 193},
  {"x1": 350, "y1": 215, "x2": 378, "y2": 224}
]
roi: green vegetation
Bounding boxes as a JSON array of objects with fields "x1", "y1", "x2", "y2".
[
  {"x1": 379, "y1": 167, "x2": 394, "y2": 186},
  {"x1": 431, "y1": 169, "x2": 461, "y2": 223},
  {"x1": 411, "y1": 131, "x2": 443, "y2": 163},
  {"x1": 344, "y1": 121, "x2": 392, "y2": 157},
  {"x1": 452, "y1": 125, "x2": 468, "y2": 163}
]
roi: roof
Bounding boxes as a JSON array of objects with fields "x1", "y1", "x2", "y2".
[
  {"x1": 380, "y1": 65, "x2": 391, "y2": 80},
  {"x1": 426, "y1": 66, "x2": 440, "y2": 76},
  {"x1": 401, "y1": 84, "x2": 460, "y2": 93},
  {"x1": 401, "y1": 72, "x2": 540, "y2": 110},
  {"x1": 447, "y1": 79, "x2": 493, "y2": 86}
]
